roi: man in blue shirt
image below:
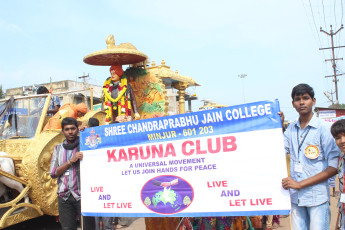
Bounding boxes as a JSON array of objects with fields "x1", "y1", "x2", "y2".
[
  {"x1": 281, "y1": 83, "x2": 340, "y2": 229},
  {"x1": 36, "y1": 86, "x2": 60, "y2": 116}
]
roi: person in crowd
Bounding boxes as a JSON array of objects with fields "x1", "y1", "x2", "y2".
[
  {"x1": 27, "y1": 86, "x2": 61, "y2": 136},
  {"x1": 272, "y1": 215, "x2": 280, "y2": 229},
  {"x1": 280, "y1": 83, "x2": 340, "y2": 229},
  {"x1": 49, "y1": 117, "x2": 93, "y2": 230},
  {"x1": 330, "y1": 119, "x2": 345, "y2": 229},
  {"x1": 88, "y1": 118, "x2": 99, "y2": 128},
  {"x1": 145, "y1": 217, "x2": 180, "y2": 230},
  {"x1": 43, "y1": 102, "x2": 87, "y2": 131},
  {"x1": 264, "y1": 215, "x2": 279, "y2": 229},
  {"x1": 191, "y1": 216, "x2": 250, "y2": 229},
  {"x1": 36, "y1": 86, "x2": 61, "y2": 116}
]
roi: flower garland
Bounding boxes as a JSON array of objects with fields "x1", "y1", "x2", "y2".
[{"x1": 103, "y1": 76, "x2": 129, "y2": 123}]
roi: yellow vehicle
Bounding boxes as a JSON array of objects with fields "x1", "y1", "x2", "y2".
[
  {"x1": 0, "y1": 89, "x2": 105, "y2": 228},
  {"x1": 0, "y1": 34, "x2": 181, "y2": 228}
]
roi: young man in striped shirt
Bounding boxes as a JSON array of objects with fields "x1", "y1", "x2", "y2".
[{"x1": 50, "y1": 117, "x2": 85, "y2": 230}]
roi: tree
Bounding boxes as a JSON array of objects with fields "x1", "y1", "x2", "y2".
[
  {"x1": 328, "y1": 104, "x2": 345, "y2": 109},
  {"x1": 0, "y1": 85, "x2": 4, "y2": 99}
]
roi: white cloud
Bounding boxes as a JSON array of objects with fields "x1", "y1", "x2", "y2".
[{"x1": 0, "y1": 19, "x2": 23, "y2": 33}]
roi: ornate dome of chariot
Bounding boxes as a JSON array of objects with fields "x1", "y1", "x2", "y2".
[{"x1": 83, "y1": 34, "x2": 148, "y2": 66}]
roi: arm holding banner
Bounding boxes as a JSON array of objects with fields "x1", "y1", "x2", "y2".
[
  {"x1": 278, "y1": 111, "x2": 285, "y2": 133},
  {"x1": 53, "y1": 152, "x2": 83, "y2": 177},
  {"x1": 282, "y1": 166, "x2": 337, "y2": 190},
  {"x1": 282, "y1": 122, "x2": 339, "y2": 190},
  {"x1": 50, "y1": 145, "x2": 83, "y2": 178}
]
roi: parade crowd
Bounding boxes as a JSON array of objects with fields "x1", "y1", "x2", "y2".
[{"x1": 40, "y1": 66, "x2": 345, "y2": 230}]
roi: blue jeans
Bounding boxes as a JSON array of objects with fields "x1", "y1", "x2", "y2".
[{"x1": 291, "y1": 202, "x2": 330, "y2": 230}]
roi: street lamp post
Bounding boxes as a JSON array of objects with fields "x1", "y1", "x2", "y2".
[{"x1": 238, "y1": 74, "x2": 247, "y2": 103}]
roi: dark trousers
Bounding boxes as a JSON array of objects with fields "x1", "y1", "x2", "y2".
[
  {"x1": 95, "y1": 217, "x2": 117, "y2": 230},
  {"x1": 58, "y1": 196, "x2": 95, "y2": 230}
]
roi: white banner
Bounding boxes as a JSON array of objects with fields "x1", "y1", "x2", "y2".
[{"x1": 80, "y1": 100, "x2": 290, "y2": 217}]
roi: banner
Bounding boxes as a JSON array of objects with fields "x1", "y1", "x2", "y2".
[{"x1": 80, "y1": 100, "x2": 290, "y2": 217}]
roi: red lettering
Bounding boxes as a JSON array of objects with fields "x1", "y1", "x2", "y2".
[
  {"x1": 267, "y1": 198, "x2": 272, "y2": 205},
  {"x1": 165, "y1": 143, "x2": 176, "y2": 157},
  {"x1": 259, "y1": 199, "x2": 266, "y2": 205},
  {"x1": 128, "y1": 147, "x2": 139, "y2": 161},
  {"x1": 196, "y1": 140, "x2": 207, "y2": 154},
  {"x1": 229, "y1": 199, "x2": 245, "y2": 206},
  {"x1": 91, "y1": 186, "x2": 103, "y2": 192},
  {"x1": 118, "y1": 149, "x2": 128, "y2": 161},
  {"x1": 249, "y1": 198, "x2": 272, "y2": 206},
  {"x1": 107, "y1": 149, "x2": 117, "y2": 162},
  {"x1": 139, "y1": 146, "x2": 150, "y2": 160},
  {"x1": 182, "y1": 141, "x2": 194, "y2": 156},
  {"x1": 229, "y1": 200, "x2": 236, "y2": 206},
  {"x1": 151, "y1": 144, "x2": 164, "y2": 158},
  {"x1": 207, "y1": 137, "x2": 221, "y2": 153},
  {"x1": 117, "y1": 202, "x2": 132, "y2": 208},
  {"x1": 223, "y1": 136, "x2": 237, "y2": 152},
  {"x1": 104, "y1": 203, "x2": 115, "y2": 208},
  {"x1": 207, "y1": 181, "x2": 228, "y2": 187}
]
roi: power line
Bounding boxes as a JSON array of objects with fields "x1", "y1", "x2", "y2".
[
  {"x1": 337, "y1": 0, "x2": 344, "y2": 56},
  {"x1": 303, "y1": 0, "x2": 329, "y2": 64},
  {"x1": 335, "y1": 0, "x2": 338, "y2": 29},
  {"x1": 322, "y1": 0, "x2": 328, "y2": 28},
  {"x1": 340, "y1": 0, "x2": 344, "y2": 24},
  {"x1": 302, "y1": 0, "x2": 325, "y2": 50},
  {"x1": 320, "y1": 24, "x2": 344, "y2": 105}
]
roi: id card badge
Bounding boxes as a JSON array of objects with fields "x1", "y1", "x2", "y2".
[
  {"x1": 295, "y1": 163, "x2": 303, "y2": 173},
  {"x1": 340, "y1": 193, "x2": 345, "y2": 203},
  {"x1": 65, "y1": 170, "x2": 70, "y2": 176}
]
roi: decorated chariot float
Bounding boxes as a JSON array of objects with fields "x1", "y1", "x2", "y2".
[{"x1": 0, "y1": 34, "x2": 198, "y2": 228}]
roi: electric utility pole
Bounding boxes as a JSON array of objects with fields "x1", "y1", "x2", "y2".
[
  {"x1": 78, "y1": 73, "x2": 89, "y2": 84},
  {"x1": 320, "y1": 25, "x2": 344, "y2": 106}
]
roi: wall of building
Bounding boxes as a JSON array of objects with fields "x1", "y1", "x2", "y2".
[{"x1": 5, "y1": 80, "x2": 103, "y2": 109}]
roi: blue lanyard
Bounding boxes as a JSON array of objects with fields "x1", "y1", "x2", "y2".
[
  {"x1": 297, "y1": 126, "x2": 311, "y2": 159},
  {"x1": 64, "y1": 148, "x2": 74, "y2": 163}
]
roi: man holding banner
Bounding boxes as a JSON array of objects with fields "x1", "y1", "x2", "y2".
[
  {"x1": 49, "y1": 117, "x2": 94, "y2": 230},
  {"x1": 282, "y1": 84, "x2": 340, "y2": 229},
  {"x1": 80, "y1": 97, "x2": 291, "y2": 223}
]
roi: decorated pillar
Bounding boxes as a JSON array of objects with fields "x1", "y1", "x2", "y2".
[{"x1": 173, "y1": 82, "x2": 189, "y2": 114}]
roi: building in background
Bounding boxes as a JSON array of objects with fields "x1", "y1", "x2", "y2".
[
  {"x1": 4, "y1": 63, "x2": 200, "y2": 114},
  {"x1": 5, "y1": 80, "x2": 103, "y2": 109},
  {"x1": 147, "y1": 60, "x2": 200, "y2": 114},
  {"x1": 315, "y1": 107, "x2": 345, "y2": 123},
  {"x1": 199, "y1": 99, "x2": 228, "y2": 111}
]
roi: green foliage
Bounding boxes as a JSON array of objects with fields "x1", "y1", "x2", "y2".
[
  {"x1": 328, "y1": 104, "x2": 345, "y2": 109},
  {"x1": 124, "y1": 67, "x2": 147, "y2": 78},
  {"x1": 0, "y1": 85, "x2": 4, "y2": 99}
]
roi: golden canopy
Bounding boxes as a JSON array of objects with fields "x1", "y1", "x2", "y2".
[{"x1": 83, "y1": 34, "x2": 147, "y2": 66}]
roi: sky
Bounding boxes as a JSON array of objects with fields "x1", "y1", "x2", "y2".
[{"x1": 1, "y1": 0, "x2": 345, "y2": 120}]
